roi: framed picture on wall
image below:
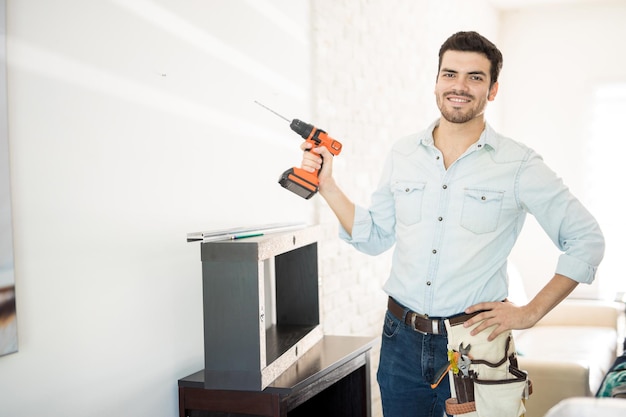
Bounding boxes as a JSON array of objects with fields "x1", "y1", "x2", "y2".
[{"x1": 0, "y1": 0, "x2": 17, "y2": 357}]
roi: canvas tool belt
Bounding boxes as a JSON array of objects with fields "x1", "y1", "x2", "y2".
[{"x1": 442, "y1": 319, "x2": 532, "y2": 417}]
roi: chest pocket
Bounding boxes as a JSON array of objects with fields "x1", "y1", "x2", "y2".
[
  {"x1": 460, "y1": 188, "x2": 504, "y2": 234},
  {"x1": 393, "y1": 181, "x2": 426, "y2": 226}
]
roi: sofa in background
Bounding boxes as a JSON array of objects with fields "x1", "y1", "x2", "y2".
[
  {"x1": 514, "y1": 299, "x2": 625, "y2": 417},
  {"x1": 544, "y1": 397, "x2": 626, "y2": 417}
]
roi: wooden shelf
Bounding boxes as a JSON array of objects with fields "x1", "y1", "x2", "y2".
[
  {"x1": 179, "y1": 335, "x2": 377, "y2": 417},
  {"x1": 200, "y1": 226, "x2": 322, "y2": 390}
]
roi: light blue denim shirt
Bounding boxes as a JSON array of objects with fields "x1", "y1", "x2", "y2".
[{"x1": 340, "y1": 120, "x2": 605, "y2": 317}]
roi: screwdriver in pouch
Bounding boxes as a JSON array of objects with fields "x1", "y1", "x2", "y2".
[{"x1": 255, "y1": 101, "x2": 343, "y2": 199}]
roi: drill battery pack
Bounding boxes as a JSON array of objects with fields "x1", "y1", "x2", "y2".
[{"x1": 279, "y1": 167, "x2": 319, "y2": 200}]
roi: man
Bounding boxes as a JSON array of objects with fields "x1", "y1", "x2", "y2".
[{"x1": 300, "y1": 31, "x2": 605, "y2": 417}]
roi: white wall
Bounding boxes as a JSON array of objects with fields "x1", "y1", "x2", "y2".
[
  {"x1": 499, "y1": 0, "x2": 626, "y2": 299},
  {"x1": 0, "y1": 1, "x2": 312, "y2": 416}
]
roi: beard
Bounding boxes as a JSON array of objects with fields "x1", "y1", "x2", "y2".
[{"x1": 437, "y1": 91, "x2": 487, "y2": 124}]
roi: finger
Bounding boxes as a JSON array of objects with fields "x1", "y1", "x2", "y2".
[
  {"x1": 300, "y1": 141, "x2": 313, "y2": 151},
  {"x1": 486, "y1": 325, "x2": 506, "y2": 342},
  {"x1": 463, "y1": 312, "x2": 487, "y2": 329},
  {"x1": 312, "y1": 146, "x2": 331, "y2": 159},
  {"x1": 464, "y1": 303, "x2": 499, "y2": 327},
  {"x1": 465, "y1": 302, "x2": 497, "y2": 314},
  {"x1": 301, "y1": 156, "x2": 322, "y2": 172},
  {"x1": 303, "y1": 150, "x2": 322, "y2": 162},
  {"x1": 468, "y1": 319, "x2": 491, "y2": 336}
]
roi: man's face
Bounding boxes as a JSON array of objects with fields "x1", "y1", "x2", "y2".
[{"x1": 435, "y1": 50, "x2": 498, "y2": 124}]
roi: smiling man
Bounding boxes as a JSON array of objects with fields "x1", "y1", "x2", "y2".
[{"x1": 300, "y1": 31, "x2": 604, "y2": 417}]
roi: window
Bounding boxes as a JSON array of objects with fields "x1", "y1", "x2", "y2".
[{"x1": 584, "y1": 83, "x2": 626, "y2": 299}]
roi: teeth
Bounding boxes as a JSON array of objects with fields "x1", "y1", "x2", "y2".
[{"x1": 449, "y1": 98, "x2": 469, "y2": 103}]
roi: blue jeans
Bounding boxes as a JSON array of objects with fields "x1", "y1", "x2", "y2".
[{"x1": 377, "y1": 310, "x2": 451, "y2": 417}]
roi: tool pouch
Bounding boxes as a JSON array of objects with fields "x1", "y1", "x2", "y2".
[{"x1": 443, "y1": 319, "x2": 531, "y2": 417}]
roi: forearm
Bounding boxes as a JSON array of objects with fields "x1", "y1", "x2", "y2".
[
  {"x1": 523, "y1": 273, "x2": 579, "y2": 325},
  {"x1": 466, "y1": 273, "x2": 579, "y2": 340},
  {"x1": 319, "y1": 176, "x2": 355, "y2": 236}
]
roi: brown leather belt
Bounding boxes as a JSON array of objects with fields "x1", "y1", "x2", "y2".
[{"x1": 387, "y1": 297, "x2": 482, "y2": 335}]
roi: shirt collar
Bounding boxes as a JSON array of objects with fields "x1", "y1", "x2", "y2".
[{"x1": 419, "y1": 118, "x2": 498, "y2": 151}]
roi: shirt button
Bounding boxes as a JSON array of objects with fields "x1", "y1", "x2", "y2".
[
  {"x1": 442, "y1": 185, "x2": 447, "y2": 189},
  {"x1": 432, "y1": 249, "x2": 437, "y2": 254},
  {"x1": 426, "y1": 281, "x2": 432, "y2": 286},
  {"x1": 481, "y1": 196, "x2": 486, "y2": 200},
  {"x1": 405, "y1": 188, "x2": 410, "y2": 192},
  {"x1": 438, "y1": 217, "x2": 443, "y2": 221},
  {"x1": 436, "y1": 156, "x2": 440, "y2": 160},
  {"x1": 478, "y1": 144, "x2": 482, "y2": 148}
]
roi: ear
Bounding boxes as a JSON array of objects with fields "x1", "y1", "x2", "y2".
[{"x1": 488, "y1": 82, "x2": 499, "y2": 101}]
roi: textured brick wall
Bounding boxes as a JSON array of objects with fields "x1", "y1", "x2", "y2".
[{"x1": 310, "y1": 1, "x2": 499, "y2": 415}]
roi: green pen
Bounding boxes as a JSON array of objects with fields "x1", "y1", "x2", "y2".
[{"x1": 231, "y1": 232, "x2": 264, "y2": 240}]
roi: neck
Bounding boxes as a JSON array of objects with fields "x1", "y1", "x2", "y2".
[
  {"x1": 433, "y1": 115, "x2": 486, "y2": 147},
  {"x1": 432, "y1": 116, "x2": 486, "y2": 169}
]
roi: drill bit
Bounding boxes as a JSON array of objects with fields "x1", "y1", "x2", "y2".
[{"x1": 254, "y1": 100, "x2": 291, "y2": 123}]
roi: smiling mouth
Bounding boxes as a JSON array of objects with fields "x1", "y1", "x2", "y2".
[
  {"x1": 444, "y1": 91, "x2": 473, "y2": 104},
  {"x1": 448, "y1": 97, "x2": 470, "y2": 104}
]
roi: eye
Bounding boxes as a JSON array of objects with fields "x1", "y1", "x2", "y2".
[{"x1": 470, "y1": 75, "x2": 484, "y2": 82}]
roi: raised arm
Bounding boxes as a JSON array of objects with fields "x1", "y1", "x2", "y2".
[{"x1": 300, "y1": 142, "x2": 355, "y2": 235}]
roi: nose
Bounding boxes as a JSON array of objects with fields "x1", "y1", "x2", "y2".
[{"x1": 453, "y1": 76, "x2": 469, "y2": 92}]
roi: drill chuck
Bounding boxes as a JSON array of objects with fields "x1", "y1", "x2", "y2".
[{"x1": 289, "y1": 119, "x2": 314, "y2": 140}]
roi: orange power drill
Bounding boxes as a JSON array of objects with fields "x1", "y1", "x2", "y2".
[{"x1": 255, "y1": 101, "x2": 343, "y2": 199}]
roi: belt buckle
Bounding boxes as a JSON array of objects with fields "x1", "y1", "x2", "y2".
[
  {"x1": 409, "y1": 312, "x2": 440, "y2": 335},
  {"x1": 409, "y1": 313, "x2": 426, "y2": 335}
]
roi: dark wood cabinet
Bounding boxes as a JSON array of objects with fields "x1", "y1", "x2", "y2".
[
  {"x1": 184, "y1": 226, "x2": 375, "y2": 415},
  {"x1": 179, "y1": 335, "x2": 376, "y2": 417}
]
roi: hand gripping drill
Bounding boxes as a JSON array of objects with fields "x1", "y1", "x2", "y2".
[{"x1": 255, "y1": 101, "x2": 343, "y2": 199}]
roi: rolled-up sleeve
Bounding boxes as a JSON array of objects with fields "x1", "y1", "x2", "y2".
[
  {"x1": 339, "y1": 154, "x2": 397, "y2": 255},
  {"x1": 519, "y1": 152, "x2": 605, "y2": 284},
  {"x1": 339, "y1": 205, "x2": 373, "y2": 242}
]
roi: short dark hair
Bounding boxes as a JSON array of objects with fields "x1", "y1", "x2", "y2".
[{"x1": 438, "y1": 31, "x2": 503, "y2": 87}]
